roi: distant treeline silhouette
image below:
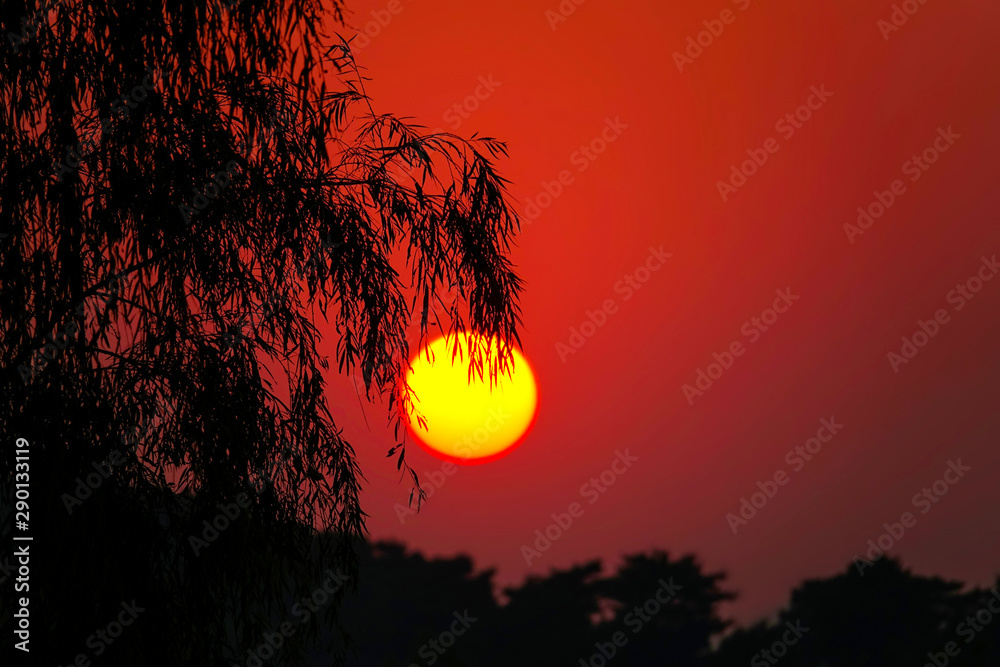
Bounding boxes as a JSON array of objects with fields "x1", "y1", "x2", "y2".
[{"x1": 335, "y1": 541, "x2": 1000, "y2": 667}]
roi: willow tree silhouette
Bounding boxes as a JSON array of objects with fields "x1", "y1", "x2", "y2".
[{"x1": 0, "y1": 0, "x2": 523, "y2": 663}]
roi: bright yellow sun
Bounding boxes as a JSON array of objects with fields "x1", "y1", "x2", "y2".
[{"x1": 404, "y1": 332, "x2": 539, "y2": 465}]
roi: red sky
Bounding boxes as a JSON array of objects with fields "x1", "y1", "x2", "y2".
[{"x1": 319, "y1": 0, "x2": 1000, "y2": 624}]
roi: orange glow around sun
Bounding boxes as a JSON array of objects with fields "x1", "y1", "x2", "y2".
[{"x1": 404, "y1": 333, "x2": 539, "y2": 465}]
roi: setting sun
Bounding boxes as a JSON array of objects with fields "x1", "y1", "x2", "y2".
[{"x1": 404, "y1": 333, "x2": 539, "y2": 464}]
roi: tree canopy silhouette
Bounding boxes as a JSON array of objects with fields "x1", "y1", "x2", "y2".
[
  {"x1": 336, "y1": 544, "x2": 999, "y2": 667},
  {"x1": 1, "y1": 0, "x2": 523, "y2": 663}
]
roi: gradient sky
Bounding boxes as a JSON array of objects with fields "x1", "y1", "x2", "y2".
[{"x1": 317, "y1": 0, "x2": 1000, "y2": 624}]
